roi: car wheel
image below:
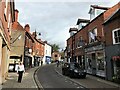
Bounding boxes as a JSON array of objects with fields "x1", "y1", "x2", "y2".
[
  {"x1": 69, "y1": 73, "x2": 74, "y2": 78},
  {"x1": 83, "y1": 75, "x2": 86, "y2": 78},
  {"x1": 62, "y1": 71, "x2": 65, "y2": 75}
]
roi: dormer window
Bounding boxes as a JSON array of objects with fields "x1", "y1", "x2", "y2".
[
  {"x1": 89, "y1": 7, "x2": 95, "y2": 21},
  {"x1": 89, "y1": 5, "x2": 109, "y2": 21},
  {"x1": 76, "y1": 19, "x2": 90, "y2": 30},
  {"x1": 69, "y1": 28, "x2": 78, "y2": 37}
]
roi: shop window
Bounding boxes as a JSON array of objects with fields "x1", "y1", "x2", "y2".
[
  {"x1": 97, "y1": 52, "x2": 105, "y2": 70},
  {"x1": 97, "y1": 59, "x2": 104, "y2": 70},
  {"x1": 87, "y1": 58, "x2": 92, "y2": 69},
  {"x1": 113, "y1": 59, "x2": 120, "y2": 81}
]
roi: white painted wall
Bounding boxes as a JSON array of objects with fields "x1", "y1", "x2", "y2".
[{"x1": 43, "y1": 43, "x2": 52, "y2": 65}]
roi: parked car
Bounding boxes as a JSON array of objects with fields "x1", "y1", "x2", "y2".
[{"x1": 62, "y1": 62, "x2": 86, "y2": 78}]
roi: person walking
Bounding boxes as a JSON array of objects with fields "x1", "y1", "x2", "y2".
[
  {"x1": 41, "y1": 60, "x2": 43, "y2": 66},
  {"x1": 17, "y1": 62, "x2": 25, "y2": 83},
  {"x1": 57, "y1": 60, "x2": 59, "y2": 67}
]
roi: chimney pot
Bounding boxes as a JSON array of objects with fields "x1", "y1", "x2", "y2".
[
  {"x1": 24, "y1": 24, "x2": 30, "y2": 32},
  {"x1": 15, "y1": 9, "x2": 19, "y2": 22}
]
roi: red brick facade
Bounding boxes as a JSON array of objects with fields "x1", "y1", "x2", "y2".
[{"x1": 66, "y1": 2, "x2": 120, "y2": 80}]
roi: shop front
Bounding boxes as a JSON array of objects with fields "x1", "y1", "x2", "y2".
[
  {"x1": 24, "y1": 56, "x2": 32, "y2": 69},
  {"x1": 85, "y1": 44, "x2": 106, "y2": 77},
  {"x1": 112, "y1": 56, "x2": 120, "y2": 83},
  {"x1": 46, "y1": 56, "x2": 51, "y2": 64}
]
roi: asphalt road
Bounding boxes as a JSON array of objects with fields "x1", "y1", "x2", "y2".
[{"x1": 37, "y1": 64, "x2": 85, "y2": 89}]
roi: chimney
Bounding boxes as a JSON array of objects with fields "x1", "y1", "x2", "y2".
[
  {"x1": 44, "y1": 41, "x2": 47, "y2": 43},
  {"x1": 24, "y1": 24, "x2": 30, "y2": 32},
  {"x1": 15, "y1": 9, "x2": 19, "y2": 22},
  {"x1": 32, "y1": 32, "x2": 37, "y2": 38}
]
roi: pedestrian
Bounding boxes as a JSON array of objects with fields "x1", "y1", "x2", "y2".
[
  {"x1": 41, "y1": 60, "x2": 43, "y2": 66},
  {"x1": 57, "y1": 60, "x2": 59, "y2": 67},
  {"x1": 17, "y1": 62, "x2": 25, "y2": 83}
]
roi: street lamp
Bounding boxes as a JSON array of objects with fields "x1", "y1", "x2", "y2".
[{"x1": 34, "y1": 29, "x2": 41, "y2": 38}]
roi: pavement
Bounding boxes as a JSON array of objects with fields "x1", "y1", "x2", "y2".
[
  {"x1": 2, "y1": 66, "x2": 40, "y2": 89},
  {"x1": 54, "y1": 64, "x2": 120, "y2": 89},
  {"x1": 1, "y1": 63, "x2": 120, "y2": 89}
]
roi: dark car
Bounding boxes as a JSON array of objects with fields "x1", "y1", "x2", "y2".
[{"x1": 62, "y1": 62, "x2": 86, "y2": 78}]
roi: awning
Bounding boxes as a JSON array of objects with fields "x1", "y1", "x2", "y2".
[
  {"x1": 10, "y1": 56, "x2": 21, "y2": 59},
  {"x1": 112, "y1": 56, "x2": 120, "y2": 61}
]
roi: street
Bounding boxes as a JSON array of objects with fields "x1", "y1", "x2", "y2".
[
  {"x1": 37, "y1": 64, "x2": 120, "y2": 89},
  {"x1": 37, "y1": 64, "x2": 85, "y2": 89}
]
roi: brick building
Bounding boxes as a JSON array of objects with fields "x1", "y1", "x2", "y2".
[
  {"x1": 32, "y1": 31, "x2": 44, "y2": 66},
  {"x1": 24, "y1": 24, "x2": 35, "y2": 68},
  {"x1": 10, "y1": 9, "x2": 25, "y2": 66},
  {"x1": 0, "y1": 0, "x2": 15, "y2": 84},
  {"x1": 103, "y1": 9, "x2": 120, "y2": 81},
  {"x1": 52, "y1": 51, "x2": 61, "y2": 62},
  {"x1": 66, "y1": 2, "x2": 120, "y2": 81}
]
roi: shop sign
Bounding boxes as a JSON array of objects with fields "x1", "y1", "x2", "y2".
[{"x1": 85, "y1": 45, "x2": 103, "y2": 52}]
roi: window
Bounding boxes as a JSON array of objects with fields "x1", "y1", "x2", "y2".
[
  {"x1": 77, "y1": 36, "x2": 84, "y2": 48},
  {"x1": 4, "y1": 0, "x2": 8, "y2": 21},
  {"x1": 89, "y1": 28, "x2": 97, "y2": 43},
  {"x1": 68, "y1": 45, "x2": 70, "y2": 52},
  {"x1": 97, "y1": 52, "x2": 105, "y2": 70},
  {"x1": 112, "y1": 28, "x2": 120, "y2": 44},
  {"x1": 89, "y1": 8, "x2": 95, "y2": 21},
  {"x1": 8, "y1": 13, "x2": 11, "y2": 29}
]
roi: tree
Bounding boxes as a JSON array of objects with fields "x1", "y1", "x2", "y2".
[{"x1": 51, "y1": 44, "x2": 60, "y2": 52}]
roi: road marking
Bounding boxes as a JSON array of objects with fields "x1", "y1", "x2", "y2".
[
  {"x1": 65, "y1": 81, "x2": 68, "y2": 82},
  {"x1": 54, "y1": 66, "x2": 86, "y2": 89},
  {"x1": 77, "y1": 87, "x2": 80, "y2": 88},
  {"x1": 74, "y1": 83, "x2": 77, "y2": 86}
]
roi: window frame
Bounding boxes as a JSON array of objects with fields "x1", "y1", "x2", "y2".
[
  {"x1": 88, "y1": 27, "x2": 98, "y2": 43},
  {"x1": 112, "y1": 28, "x2": 120, "y2": 44}
]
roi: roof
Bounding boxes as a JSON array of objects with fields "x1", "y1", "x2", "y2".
[
  {"x1": 44, "y1": 41, "x2": 51, "y2": 46},
  {"x1": 67, "y1": 11, "x2": 104, "y2": 42},
  {"x1": 91, "y1": 5, "x2": 110, "y2": 10},
  {"x1": 76, "y1": 18, "x2": 90, "y2": 25},
  {"x1": 26, "y1": 31, "x2": 35, "y2": 42},
  {"x1": 69, "y1": 28, "x2": 78, "y2": 32},
  {"x1": 89, "y1": 5, "x2": 110, "y2": 14},
  {"x1": 35, "y1": 38, "x2": 45, "y2": 45},
  {"x1": 104, "y1": 9, "x2": 120, "y2": 24}
]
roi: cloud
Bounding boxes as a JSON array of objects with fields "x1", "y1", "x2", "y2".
[
  {"x1": 15, "y1": 1, "x2": 120, "y2": 49},
  {"x1": 15, "y1": 0, "x2": 118, "y2": 2}
]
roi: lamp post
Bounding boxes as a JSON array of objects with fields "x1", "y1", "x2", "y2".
[{"x1": 34, "y1": 30, "x2": 41, "y2": 38}]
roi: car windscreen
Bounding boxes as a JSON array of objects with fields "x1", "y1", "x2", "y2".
[{"x1": 70, "y1": 63, "x2": 84, "y2": 69}]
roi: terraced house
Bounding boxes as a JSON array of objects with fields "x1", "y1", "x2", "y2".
[
  {"x1": 66, "y1": 2, "x2": 120, "y2": 82},
  {"x1": 0, "y1": 0, "x2": 15, "y2": 84}
]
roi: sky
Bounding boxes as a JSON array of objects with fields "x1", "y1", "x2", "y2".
[{"x1": 15, "y1": 0, "x2": 119, "y2": 49}]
